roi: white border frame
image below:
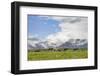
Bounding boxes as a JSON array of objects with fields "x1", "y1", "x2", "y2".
[{"x1": 20, "y1": 6, "x2": 95, "y2": 70}]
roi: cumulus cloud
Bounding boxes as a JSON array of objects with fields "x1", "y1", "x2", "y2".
[{"x1": 46, "y1": 16, "x2": 88, "y2": 45}]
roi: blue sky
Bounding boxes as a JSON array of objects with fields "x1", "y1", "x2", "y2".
[{"x1": 28, "y1": 15, "x2": 61, "y2": 39}]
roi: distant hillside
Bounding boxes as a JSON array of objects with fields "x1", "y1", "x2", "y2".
[{"x1": 28, "y1": 37, "x2": 88, "y2": 50}]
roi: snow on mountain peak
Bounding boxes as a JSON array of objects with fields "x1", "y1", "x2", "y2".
[{"x1": 28, "y1": 37, "x2": 88, "y2": 50}]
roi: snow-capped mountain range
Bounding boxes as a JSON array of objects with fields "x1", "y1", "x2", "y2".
[{"x1": 28, "y1": 37, "x2": 88, "y2": 50}]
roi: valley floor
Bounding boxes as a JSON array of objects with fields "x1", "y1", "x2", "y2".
[{"x1": 28, "y1": 49, "x2": 88, "y2": 61}]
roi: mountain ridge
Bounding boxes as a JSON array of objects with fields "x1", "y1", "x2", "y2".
[{"x1": 28, "y1": 38, "x2": 88, "y2": 50}]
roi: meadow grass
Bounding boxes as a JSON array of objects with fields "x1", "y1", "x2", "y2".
[{"x1": 28, "y1": 49, "x2": 88, "y2": 61}]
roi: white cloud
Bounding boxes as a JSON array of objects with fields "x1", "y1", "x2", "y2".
[
  {"x1": 37, "y1": 15, "x2": 50, "y2": 21},
  {"x1": 46, "y1": 16, "x2": 88, "y2": 46},
  {"x1": 50, "y1": 16, "x2": 83, "y2": 23},
  {"x1": 28, "y1": 34, "x2": 38, "y2": 39},
  {"x1": 50, "y1": 16, "x2": 66, "y2": 21},
  {"x1": 59, "y1": 17, "x2": 88, "y2": 39}
]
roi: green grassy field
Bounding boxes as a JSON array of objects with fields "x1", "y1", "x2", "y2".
[{"x1": 28, "y1": 48, "x2": 88, "y2": 61}]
